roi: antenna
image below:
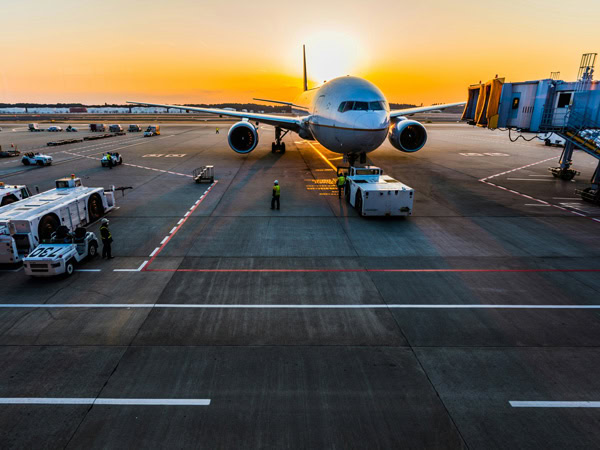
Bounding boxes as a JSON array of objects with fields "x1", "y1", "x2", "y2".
[{"x1": 303, "y1": 45, "x2": 308, "y2": 92}]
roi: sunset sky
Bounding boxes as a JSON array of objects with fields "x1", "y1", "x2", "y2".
[{"x1": 1, "y1": 0, "x2": 599, "y2": 105}]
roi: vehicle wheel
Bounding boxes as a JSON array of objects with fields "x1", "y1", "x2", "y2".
[
  {"x1": 545, "y1": 140, "x2": 551, "y2": 146},
  {"x1": 65, "y1": 259, "x2": 75, "y2": 276},
  {"x1": 88, "y1": 242, "x2": 98, "y2": 258},
  {"x1": 119, "y1": 159, "x2": 123, "y2": 165},
  {"x1": 561, "y1": 171, "x2": 575, "y2": 181},
  {"x1": 37, "y1": 160, "x2": 44, "y2": 166},
  {"x1": 23, "y1": 159, "x2": 30, "y2": 166},
  {"x1": 271, "y1": 142, "x2": 276, "y2": 153},
  {"x1": 87, "y1": 193, "x2": 105, "y2": 222},
  {"x1": 38, "y1": 214, "x2": 60, "y2": 240},
  {"x1": 355, "y1": 191, "x2": 363, "y2": 215},
  {"x1": 210, "y1": 177, "x2": 214, "y2": 183}
]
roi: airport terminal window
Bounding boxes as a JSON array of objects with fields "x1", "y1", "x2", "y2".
[{"x1": 557, "y1": 92, "x2": 572, "y2": 108}]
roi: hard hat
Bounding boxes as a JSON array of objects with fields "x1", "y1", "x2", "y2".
[
  {"x1": 101, "y1": 218, "x2": 109, "y2": 224},
  {"x1": 274, "y1": 180, "x2": 278, "y2": 184}
]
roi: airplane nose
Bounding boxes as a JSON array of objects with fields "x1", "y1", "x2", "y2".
[{"x1": 354, "y1": 111, "x2": 388, "y2": 131}]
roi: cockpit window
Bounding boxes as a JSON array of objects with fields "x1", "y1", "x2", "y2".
[{"x1": 338, "y1": 100, "x2": 387, "y2": 112}]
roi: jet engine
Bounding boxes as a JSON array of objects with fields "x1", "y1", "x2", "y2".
[
  {"x1": 388, "y1": 118, "x2": 427, "y2": 153},
  {"x1": 228, "y1": 121, "x2": 259, "y2": 154}
]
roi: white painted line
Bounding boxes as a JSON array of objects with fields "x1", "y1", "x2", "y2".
[
  {"x1": 506, "y1": 178, "x2": 555, "y2": 181},
  {"x1": 195, "y1": 200, "x2": 200, "y2": 205},
  {"x1": 528, "y1": 175, "x2": 553, "y2": 177},
  {"x1": 524, "y1": 204, "x2": 551, "y2": 207},
  {"x1": 169, "y1": 227, "x2": 177, "y2": 234},
  {"x1": 510, "y1": 401, "x2": 600, "y2": 408},
  {"x1": 177, "y1": 219, "x2": 184, "y2": 225},
  {"x1": 160, "y1": 236, "x2": 169, "y2": 245},
  {"x1": 554, "y1": 197, "x2": 582, "y2": 200},
  {"x1": 184, "y1": 211, "x2": 190, "y2": 217},
  {"x1": 75, "y1": 269, "x2": 102, "y2": 272},
  {"x1": 138, "y1": 260, "x2": 149, "y2": 271},
  {"x1": 2, "y1": 304, "x2": 600, "y2": 309},
  {"x1": 149, "y1": 247, "x2": 160, "y2": 257},
  {"x1": 0, "y1": 398, "x2": 210, "y2": 406}
]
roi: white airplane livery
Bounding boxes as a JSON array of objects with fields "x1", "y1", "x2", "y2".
[{"x1": 130, "y1": 46, "x2": 464, "y2": 165}]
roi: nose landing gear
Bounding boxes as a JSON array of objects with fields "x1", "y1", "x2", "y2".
[
  {"x1": 346, "y1": 152, "x2": 367, "y2": 166},
  {"x1": 272, "y1": 127, "x2": 289, "y2": 154}
]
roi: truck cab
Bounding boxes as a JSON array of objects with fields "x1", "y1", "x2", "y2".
[
  {"x1": 342, "y1": 165, "x2": 414, "y2": 217},
  {"x1": 144, "y1": 125, "x2": 160, "y2": 137},
  {"x1": 0, "y1": 183, "x2": 31, "y2": 206}
]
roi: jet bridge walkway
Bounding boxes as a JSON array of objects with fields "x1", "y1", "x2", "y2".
[{"x1": 462, "y1": 53, "x2": 600, "y2": 204}]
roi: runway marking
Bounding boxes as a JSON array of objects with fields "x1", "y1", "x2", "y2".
[
  {"x1": 510, "y1": 401, "x2": 600, "y2": 408},
  {"x1": 113, "y1": 261, "x2": 148, "y2": 272},
  {"x1": 2, "y1": 304, "x2": 600, "y2": 309},
  {"x1": 160, "y1": 236, "x2": 169, "y2": 245},
  {"x1": 0, "y1": 398, "x2": 210, "y2": 406},
  {"x1": 506, "y1": 178, "x2": 556, "y2": 181},
  {"x1": 142, "y1": 268, "x2": 600, "y2": 273},
  {"x1": 480, "y1": 156, "x2": 600, "y2": 223},
  {"x1": 75, "y1": 269, "x2": 101, "y2": 272},
  {"x1": 304, "y1": 141, "x2": 338, "y2": 171},
  {"x1": 553, "y1": 197, "x2": 582, "y2": 200},
  {"x1": 169, "y1": 227, "x2": 177, "y2": 234},
  {"x1": 143, "y1": 181, "x2": 218, "y2": 270},
  {"x1": 524, "y1": 204, "x2": 552, "y2": 207}
]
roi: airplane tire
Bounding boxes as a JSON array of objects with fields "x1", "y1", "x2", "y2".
[
  {"x1": 281, "y1": 142, "x2": 286, "y2": 153},
  {"x1": 271, "y1": 143, "x2": 276, "y2": 153}
]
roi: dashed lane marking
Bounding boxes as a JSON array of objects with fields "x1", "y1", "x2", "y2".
[
  {"x1": 510, "y1": 401, "x2": 600, "y2": 408},
  {"x1": 113, "y1": 261, "x2": 148, "y2": 272}
]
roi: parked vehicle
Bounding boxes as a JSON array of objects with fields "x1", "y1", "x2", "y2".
[
  {"x1": 23, "y1": 226, "x2": 99, "y2": 277},
  {"x1": 144, "y1": 125, "x2": 160, "y2": 137},
  {"x1": 47, "y1": 126, "x2": 63, "y2": 132},
  {"x1": 28, "y1": 123, "x2": 42, "y2": 132},
  {"x1": 0, "y1": 145, "x2": 20, "y2": 158},
  {"x1": 22, "y1": 152, "x2": 53, "y2": 166},
  {"x1": 0, "y1": 176, "x2": 115, "y2": 264},
  {"x1": 89, "y1": 124, "x2": 107, "y2": 132},
  {"x1": 66, "y1": 125, "x2": 78, "y2": 132},
  {"x1": 109, "y1": 124, "x2": 123, "y2": 133},
  {"x1": 128, "y1": 124, "x2": 142, "y2": 132}
]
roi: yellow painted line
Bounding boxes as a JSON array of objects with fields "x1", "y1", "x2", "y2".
[
  {"x1": 328, "y1": 156, "x2": 343, "y2": 161},
  {"x1": 305, "y1": 141, "x2": 338, "y2": 171}
]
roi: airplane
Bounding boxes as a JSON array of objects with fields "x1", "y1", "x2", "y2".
[{"x1": 129, "y1": 46, "x2": 464, "y2": 166}]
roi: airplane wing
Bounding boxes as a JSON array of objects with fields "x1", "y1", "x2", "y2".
[
  {"x1": 127, "y1": 101, "x2": 305, "y2": 131},
  {"x1": 390, "y1": 102, "x2": 465, "y2": 118},
  {"x1": 253, "y1": 98, "x2": 309, "y2": 111}
]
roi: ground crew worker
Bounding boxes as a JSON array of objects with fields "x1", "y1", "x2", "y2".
[
  {"x1": 106, "y1": 153, "x2": 112, "y2": 169},
  {"x1": 271, "y1": 180, "x2": 280, "y2": 210},
  {"x1": 337, "y1": 172, "x2": 346, "y2": 198},
  {"x1": 100, "y1": 218, "x2": 113, "y2": 259},
  {"x1": 216, "y1": 128, "x2": 219, "y2": 134}
]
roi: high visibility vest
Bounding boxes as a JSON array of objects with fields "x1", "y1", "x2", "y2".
[
  {"x1": 100, "y1": 225, "x2": 111, "y2": 240},
  {"x1": 273, "y1": 185, "x2": 280, "y2": 196},
  {"x1": 107, "y1": 154, "x2": 112, "y2": 160},
  {"x1": 337, "y1": 175, "x2": 346, "y2": 186}
]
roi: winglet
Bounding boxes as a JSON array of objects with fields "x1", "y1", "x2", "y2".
[{"x1": 303, "y1": 45, "x2": 308, "y2": 92}]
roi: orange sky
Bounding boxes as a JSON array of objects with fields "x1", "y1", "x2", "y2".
[{"x1": 1, "y1": 0, "x2": 599, "y2": 105}]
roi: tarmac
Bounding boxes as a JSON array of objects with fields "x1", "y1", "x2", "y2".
[{"x1": 1, "y1": 120, "x2": 600, "y2": 448}]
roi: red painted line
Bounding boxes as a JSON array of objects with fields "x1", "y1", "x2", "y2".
[
  {"x1": 143, "y1": 181, "x2": 218, "y2": 270},
  {"x1": 144, "y1": 268, "x2": 600, "y2": 273}
]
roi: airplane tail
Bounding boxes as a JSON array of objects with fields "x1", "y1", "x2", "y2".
[{"x1": 303, "y1": 45, "x2": 308, "y2": 92}]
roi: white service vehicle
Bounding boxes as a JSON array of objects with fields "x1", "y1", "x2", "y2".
[
  {"x1": 47, "y1": 126, "x2": 63, "y2": 132},
  {"x1": 343, "y1": 166, "x2": 414, "y2": 217},
  {"x1": 22, "y1": 152, "x2": 53, "y2": 166},
  {"x1": 101, "y1": 152, "x2": 123, "y2": 167},
  {"x1": 543, "y1": 132, "x2": 566, "y2": 147},
  {"x1": 1, "y1": 183, "x2": 32, "y2": 206},
  {"x1": 23, "y1": 226, "x2": 99, "y2": 276},
  {"x1": 0, "y1": 176, "x2": 115, "y2": 264}
]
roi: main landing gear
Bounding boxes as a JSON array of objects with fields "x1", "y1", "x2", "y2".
[
  {"x1": 272, "y1": 127, "x2": 289, "y2": 154},
  {"x1": 346, "y1": 152, "x2": 367, "y2": 166},
  {"x1": 549, "y1": 141, "x2": 580, "y2": 181}
]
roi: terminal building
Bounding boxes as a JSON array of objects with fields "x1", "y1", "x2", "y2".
[{"x1": 463, "y1": 53, "x2": 600, "y2": 204}]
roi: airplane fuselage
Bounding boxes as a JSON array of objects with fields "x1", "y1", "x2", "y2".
[{"x1": 293, "y1": 76, "x2": 390, "y2": 154}]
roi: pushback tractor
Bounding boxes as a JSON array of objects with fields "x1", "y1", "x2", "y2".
[
  {"x1": 341, "y1": 166, "x2": 414, "y2": 216},
  {"x1": 0, "y1": 175, "x2": 115, "y2": 265}
]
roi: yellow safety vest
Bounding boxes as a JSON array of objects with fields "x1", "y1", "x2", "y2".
[
  {"x1": 273, "y1": 185, "x2": 280, "y2": 196},
  {"x1": 337, "y1": 176, "x2": 346, "y2": 186}
]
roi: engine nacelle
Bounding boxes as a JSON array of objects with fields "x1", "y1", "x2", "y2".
[
  {"x1": 228, "y1": 121, "x2": 259, "y2": 154},
  {"x1": 388, "y1": 118, "x2": 427, "y2": 153}
]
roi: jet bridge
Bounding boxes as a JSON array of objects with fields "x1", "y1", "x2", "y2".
[{"x1": 463, "y1": 53, "x2": 600, "y2": 204}]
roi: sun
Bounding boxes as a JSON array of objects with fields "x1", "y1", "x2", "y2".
[{"x1": 304, "y1": 32, "x2": 366, "y2": 86}]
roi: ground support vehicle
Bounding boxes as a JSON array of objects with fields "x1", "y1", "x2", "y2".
[
  {"x1": 342, "y1": 166, "x2": 414, "y2": 217},
  {"x1": 0, "y1": 145, "x2": 20, "y2": 158},
  {"x1": 28, "y1": 123, "x2": 42, "y2": 132},
  {"x1": 23, "y1": 226, "x2": 98, "y2": 276},
  {"x1": 101, "y1": 152, "x2": 123, "y2": 167},
  {"x1": 543, "y1": 133, "x2": 566, "y2": 147},
  {"x1": 47, "y1": 126, "x2": 62, "y2": 132},
  {"x1": 0, "y1": 183, "x2": 31, "y2": 206},
  {"x1": 144, "y1": 125, "x2": 160, "y2": 137},
  {"x1": 109, "y1": 124, "x2": 123, "y2": 132},
  {"x1": 89, "y1": 124, "x2": 107, "y2": 132},
  {"x1": 193, "y1": 166, "x2": 214, "y2": 183},
  {"x1": 0, "y1": 176, "x2": 115, "y2": 264},
  {"x1": 22, "y1": 152, "x2": 53, "y2": 166},
  {"x1": 66, "y1": 126, "x2": 78, "y2": 132},
  {"x1": 128, "y1": 124, "x2": 142, "y2": 132}
]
